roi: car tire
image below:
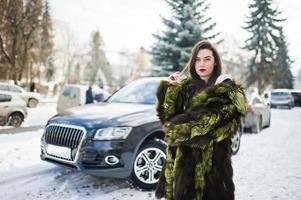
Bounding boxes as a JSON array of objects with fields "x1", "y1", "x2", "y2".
[
  {"x1": 266, "y1": 114, "x2": 271, "y2": 128},
  {"x1": 9, "y1": 113, "x2": 24, "y2": 127},
  {"x1": 231, "y1": 129, "x2": 241, "y2": 155},
  {"x1": 28, "y1": 98, "x2": 38, "y2": 108},
  {"x1": 252, "y1": 116, "x2": 262, "y2": 134},
  {"x1": 131, "y1": 139, "x2": 166, "y2": 190}
]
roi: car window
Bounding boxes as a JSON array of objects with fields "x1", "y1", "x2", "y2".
[
  {"x1": 0, "y1": 94, "x2": 12, "y2": 102},
  {"x1": 108, "y1": 79, "x2": 159, "y2": 104},
  {"x1": 62, "y1": 87, "x2": 77, "y2": 98},
  {"x1": 253, "y1": 97, "x2": 262, "y2": 104},
  {"x1": 271, "y1": 92, "x2": 290, "y2": 97},
  {"x1": 0, "y1": 85, "x2": 10, "y2": 91},
  {"x1": 9, "y1": 85, "x2": 22, "y2": 93},
  {"x1": 292, "y1": 92, "x2": 301, "y2": 97}
]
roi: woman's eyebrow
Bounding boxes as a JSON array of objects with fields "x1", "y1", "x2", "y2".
[
  {"x1": 197, "y1": 55, "x2": 212, "y2": 59},
  {"x1": 196, "y1": 55, "x2": 212, "y2": 59}
]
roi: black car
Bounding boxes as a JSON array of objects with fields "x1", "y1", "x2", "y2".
[
  {"x1": 291, "y1": 90, "x2": 301, "y2": 107},
  {"x1": 40, "y1": 77, "x2": 242, "y2": 189}
]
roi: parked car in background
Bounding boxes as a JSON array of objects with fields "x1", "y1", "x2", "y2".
[
  {"x1": 0, "y1": 91, "x2": 28, "y2": 127},
  {"x1": 57, "y1": 84, "x2": 110, "y2": 114},
  {"x1": 291, "y1": 90, "x2": 301, "y2": 107},
  {"x1": 41, "y1": 77, "x2": 243, "y2": 190},
  {"x1": 271, "y1": 89, "x2": 294, "y2": 109},
  {"x1": 0, "y1": 82, "x2": 40, "y2": 108},
  {"x1": 57, "y1": 84, "x2": 87, "y2": 114},
  {"x1": 244, "y1": 92, "x2": 271, "y2": 133}
]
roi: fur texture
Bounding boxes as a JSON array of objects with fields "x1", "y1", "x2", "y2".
[{"x1": 155, "y1": 78, "x2": 247, "y2": 200}]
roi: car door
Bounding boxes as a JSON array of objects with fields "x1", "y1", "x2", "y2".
[
  {"x1": 254, "y1": 96, "x2": 270, "y2": 126},
  {"x1": 252, "y1": 96, "x2": 267, "y2": 125},
  {"x1": 0, "y1": 94, "x2": 12, "y2": 125}
]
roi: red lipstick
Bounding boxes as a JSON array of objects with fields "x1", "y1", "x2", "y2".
[{"x1": 199, "y1": 69, "x2": 206, "y2": 72}]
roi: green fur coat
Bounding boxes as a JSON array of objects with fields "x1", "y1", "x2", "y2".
[{"x1": 155, "y1": 78, "x2": 248, "y2": 200}]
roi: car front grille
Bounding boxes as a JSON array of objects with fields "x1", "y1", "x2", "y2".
[{"x1": 44, "y1": 124, "x2": 84, "y2": 149}]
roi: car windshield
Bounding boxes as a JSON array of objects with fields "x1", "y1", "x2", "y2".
[
  {"x1": 0, "y1": 84, "x2": 9, "y2": 91},
  {"x1": 107, "y1": 78, "x2": 160, "y2": 104},
  {"x1": 271, "y1": 92, "x2": 290, "y2": 98},
  {"x1": 9, "y1": 85, "x2": 23, "y2": 93},
  {"x1": 291, "y1": 92, "x2": 301, "y2": 96},
  {"x1": 62, "y1": 87, "x2": 78, "y2": 98}
]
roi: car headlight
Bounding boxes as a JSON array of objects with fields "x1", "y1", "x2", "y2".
[{"x1": 93, "y1": 127, "x2": 132, "y2": 140}]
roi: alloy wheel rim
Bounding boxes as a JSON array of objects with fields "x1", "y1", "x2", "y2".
[
  {"x1": 134, "y1": 147, "x2": 166, "y2": 184},
  {"x1": 29, "y1": 99, "x2": 37, "y2": 107},
  {"x1": 231, "y1": 132, "x2": 240, "y2": 152}
]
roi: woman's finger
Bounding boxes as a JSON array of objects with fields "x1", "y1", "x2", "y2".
[{"x1": 168, "y1": 71, "x2": 181, "y2": 82}]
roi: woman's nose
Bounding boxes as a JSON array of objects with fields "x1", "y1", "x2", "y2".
[{"x1": 200, "y1": 60, "x2": 205, "y2": 67}]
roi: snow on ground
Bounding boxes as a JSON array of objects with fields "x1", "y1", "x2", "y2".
[
  {"x1": 0, "y1": 108, "x2": 301, "y2": 200},
  {"x1": 22, "y1": 100, "x2": 57, "y2": 127},
  {"x1": 0, "y1": 130, "x2": 155, "y2": 200},
  {"x1": 233, "y1": 108, "x2": 301, "y2": 200},
  {"x1": 0, "y1": 130, "x2": 43, "y2": 171}
]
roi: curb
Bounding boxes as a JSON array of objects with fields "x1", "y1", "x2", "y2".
[{"x1": 0, "y1": 125, "x2": 44, "y2": 134}]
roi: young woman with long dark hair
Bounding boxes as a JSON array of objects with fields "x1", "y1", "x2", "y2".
[{"x1": 155, "y1": 40, "x2": 247, "y2": 200}]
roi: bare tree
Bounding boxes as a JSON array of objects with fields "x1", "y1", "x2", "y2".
[
  {"x1": 0, "y1": 0, "x2": 52, "y2": 86},
  {"x1": 21, "y1": 0, "x2": 44, "y2": 85},
  {"x1": 0, "y1": 0, "x2": 24, "y2": 82},
  {"x1": 36, "y1": 0, "x2": 54, "y2": 83}
]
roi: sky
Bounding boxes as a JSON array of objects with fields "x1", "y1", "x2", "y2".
[{"x1": 48, "y1": 0, "x2": 301, "y2": 76}]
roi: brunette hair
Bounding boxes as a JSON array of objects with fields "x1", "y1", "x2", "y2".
[{"x1": 182, "y1": 40, "x2": 222, "y2": 89}]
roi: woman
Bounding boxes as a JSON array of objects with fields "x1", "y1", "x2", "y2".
[{"x1": 155, "y1": 41, "x2": 248, "y2": 200}]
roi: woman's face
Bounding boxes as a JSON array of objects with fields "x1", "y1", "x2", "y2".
[{"x1": 194, "y1": 49, "x2": 215, "y2": 80}]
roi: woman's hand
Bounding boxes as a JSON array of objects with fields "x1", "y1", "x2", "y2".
[{"x1": 168, "y1": 71, "x2": 181, "y2": 83}]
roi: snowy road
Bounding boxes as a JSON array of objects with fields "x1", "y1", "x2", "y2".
[
  {"x1": 0, "y1": 107, "x2": 301, "y2": 200},
  {"x1": 233, "y1": 108, "x2": 301, "y2": 200}
]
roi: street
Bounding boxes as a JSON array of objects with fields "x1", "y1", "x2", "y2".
[{"x1": 0, "y1": 105, "x2": 300, "y2": 200}]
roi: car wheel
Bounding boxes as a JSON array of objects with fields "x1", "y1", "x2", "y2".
[
  {"x1": 252, "y1": 116, "x2": 262, "y2": 133},
  {"x1": 231, "y1": 130, "x2": 241, "y2": 155},
  {"x1": 131, "y1": 139, "x2": 166, "y2": 190},
  {"x1": 9, "y1": 113, "x2": 24, "y2": 127},
  {"x1": 28, "y1": 98, "x2": 38, "y2": 108}
]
